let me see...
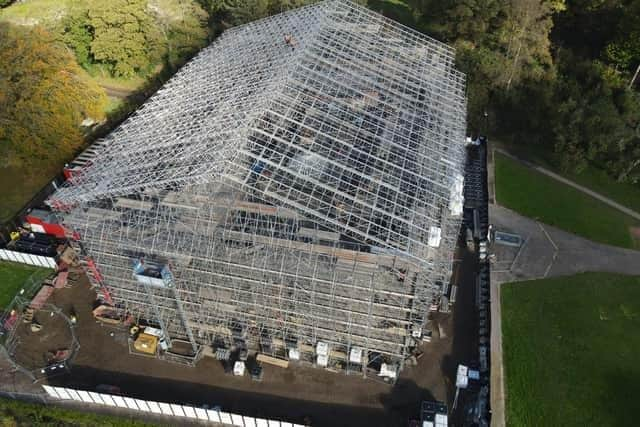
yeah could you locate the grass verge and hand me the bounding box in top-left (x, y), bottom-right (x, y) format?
top-left (495, 152), bottom-right (640, 249)
top-left (502, 273), bottom-right (640, 426)
top-left (0, 397), bottom-right (153, 426)
top-left (0, 261), bottom-right (51, 308)
top-left (495, 139), bottom-right (640, 214)
top-left (562, 164), bottom-right (640, 214)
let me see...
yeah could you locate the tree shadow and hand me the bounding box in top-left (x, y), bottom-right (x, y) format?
top-left (601, 369), bottom-right (640, 426)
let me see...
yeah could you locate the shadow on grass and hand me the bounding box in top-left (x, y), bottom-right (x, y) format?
top-left (603, 370), bottom-right (640, 427)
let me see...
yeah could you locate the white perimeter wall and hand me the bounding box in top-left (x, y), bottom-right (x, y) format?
top-left (42, 385), bottom-right (304, 427)
top-left (0, 249), bottom-right (56, 269)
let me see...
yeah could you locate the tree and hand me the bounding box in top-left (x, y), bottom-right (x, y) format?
top-left (54, 0), bottom-right (209, 77)
top-left (201, 0), bottom-right (314, 27)
top-left (199, 0), bottom-right (268, 26)
top-left (60, 8), bottom-right (93, 68)
top-left (419, 0), bottom-right (508, 45)
top-left (604, 0), bottom-right (640, 73)
top-left (498, 0), bottom-right (561, 90)
top-left (414, 0), bottom-right (559, 131)
top-left (149, 0), bottom-right (210, 68)
top-left (551, 53), bottom-right (640, 178)
top-left (0, 23), bottom-right (107, 168)
top-left (88, 0), bottom-right (164, 77)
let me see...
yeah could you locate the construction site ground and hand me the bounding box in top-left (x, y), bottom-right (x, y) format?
top-left (6, 245), bottom-right (478, 427)
top-left (11, 309), bottom-right (74, 371)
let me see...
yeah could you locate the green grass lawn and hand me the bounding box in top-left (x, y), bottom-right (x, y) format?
top-left (495, 139), bottom-right (640, 214)
top-left (0, 397), bottom-right (152, 426)
top-left (502, 273), bottom-right (640, 426)
top-left (563, 164), bottom-right (640, 214)
top-left (0, 261), bottom-right (51, 309)
top-left (495, 152), bottom-right (640, 249)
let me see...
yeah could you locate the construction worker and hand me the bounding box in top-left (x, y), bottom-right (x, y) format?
top-left (284, 34), bottom-right (297, 50)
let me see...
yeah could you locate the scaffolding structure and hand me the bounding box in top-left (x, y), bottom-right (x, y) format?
top-left (49, 0), bottom-right (467, 376)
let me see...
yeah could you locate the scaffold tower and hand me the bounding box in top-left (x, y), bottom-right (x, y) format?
top-left (49, 0), bottom-right (467, 376)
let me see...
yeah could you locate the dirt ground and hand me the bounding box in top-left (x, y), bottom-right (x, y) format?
top-left (11, 308), bottom-right (74, 372)
top-left (5, 244), bottom-right (478, 427)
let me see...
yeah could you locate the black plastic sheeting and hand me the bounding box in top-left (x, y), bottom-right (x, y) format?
top-left (461, 138), bottom-right (491, 427)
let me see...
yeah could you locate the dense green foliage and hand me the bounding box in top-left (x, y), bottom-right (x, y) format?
top-left (88, 0), bottom-right (163, 77)
top-left (200, 0), bottom-right (316, 26)
top-left (1, 0), bottom-right (639, 223)
top-left (502, 273), bottom-right (640, 426)
top-left (495, 152), bottom-right (639, 248)
top-left (1, 0), bottom-right (209, 78)
top-left (83, 0), bottom-right (208, 76)
top-left (497, 50), bottom-right (640, 179)
top-left (0, 397), bottom-right (154, 426)
top-left (0, 23), bottom-right (107, 168)
top-left (413, 0), bottom-right (640, 187)
top-left (361, 0), bottom-right (640, 188)
top-left (0, 0), bottom-right (208, 221)
top-left (0, 261), bottom-right (50, 308)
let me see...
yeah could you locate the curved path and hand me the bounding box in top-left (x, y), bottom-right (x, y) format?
top-left (100, 84), bottom-right (135, 100)
top-left (494, 148), bottom-right (640, 221)
top-left (487, 147), bottom-right (640, 427)
top-left (488, 203), bottom-right (640, 427)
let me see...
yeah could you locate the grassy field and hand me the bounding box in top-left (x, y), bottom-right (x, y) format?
top-left (496, 139), bottom-right (640, 214)
top-left (0, 261), bottom-right (51, 308)
top-left (0, 397), bottom-right (152, 426)
top-left (502, 273), bottom-right (640, 426)
top-left (563, 164), bottom-right (640, 214)
top-left (495, 152), bottom-right (640, 249)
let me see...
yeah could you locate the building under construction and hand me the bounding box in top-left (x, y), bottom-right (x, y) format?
top-left (49, 0), bottom-right (467, 377)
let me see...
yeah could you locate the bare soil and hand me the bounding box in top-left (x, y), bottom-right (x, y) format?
top-left (11, 308), bottom-right (74, 371)
top-left (7, 245), bottom-right (478, 426)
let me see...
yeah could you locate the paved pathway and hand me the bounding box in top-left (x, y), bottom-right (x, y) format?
top-left (489, 268), bottom-right (505, 427)
top-left (101, 84), bottom-right (135, 100)
top-left (491, 204), bottom-right (640, 282)
top-left (488, 147), bottom-right (640, 427)
top-left (489, 204), bottom-right (640, 427)
top-left (487, 148), bottom-right (496, 204)
top-left (494, 148), bottom-right (640, 221)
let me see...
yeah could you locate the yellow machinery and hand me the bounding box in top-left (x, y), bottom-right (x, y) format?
top-left (134, 333), bottom-right (158, 355)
